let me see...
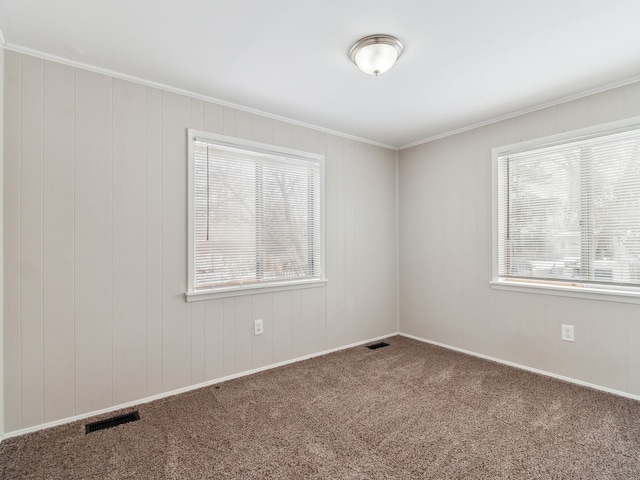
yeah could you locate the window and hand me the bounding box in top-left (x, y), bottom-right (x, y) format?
top-left (493, 118), bottom-right (640, 299)
top-left (187, 130), bottom-right (325, 299)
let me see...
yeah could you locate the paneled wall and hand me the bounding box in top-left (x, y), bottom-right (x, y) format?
top-left (3, 51), bottom-right (398, 433)
top-left (399, 81), bottom-right (640, 396)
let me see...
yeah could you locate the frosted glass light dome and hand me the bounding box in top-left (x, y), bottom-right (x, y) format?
top-left (350, 35), bottom-right (404, 76)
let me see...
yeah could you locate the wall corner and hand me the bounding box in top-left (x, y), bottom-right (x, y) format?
top-left (1, 45), bottom-right (6, 439)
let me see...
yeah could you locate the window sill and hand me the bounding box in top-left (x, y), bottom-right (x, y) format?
top-left (185, 278), bottom-right (328, 302)
top-left (490, 279), bottom-right (640, 304)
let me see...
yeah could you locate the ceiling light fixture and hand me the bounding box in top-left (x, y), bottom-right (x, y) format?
top-left (349, 34), bottom-right (404, 76)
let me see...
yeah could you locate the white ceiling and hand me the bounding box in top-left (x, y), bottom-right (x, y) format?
top-left (1, 0), bottom-right (640, 148)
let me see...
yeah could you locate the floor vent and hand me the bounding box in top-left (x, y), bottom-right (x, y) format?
top-left (85, 411), bottom-right (140, 434)
top-left (367, 341), bottom-right (390, 350)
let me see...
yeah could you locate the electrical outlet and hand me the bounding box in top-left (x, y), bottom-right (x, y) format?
top-left (254, 319), bottom-right (264, 336)
top-left (561, 324), bottom-right (574, 342)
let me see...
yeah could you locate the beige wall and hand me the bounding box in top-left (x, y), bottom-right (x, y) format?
top-left (3, 50), bottom-right (398, 433)
top-left (399, 81), bottom-right (640, 396)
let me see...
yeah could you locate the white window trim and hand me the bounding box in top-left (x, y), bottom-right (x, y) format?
top-left (186, 129), bottom-right (326, 301)
top-left (491, 115), bottom-right (640, 304)
top-left (185, 278), bottom-right (328, 302)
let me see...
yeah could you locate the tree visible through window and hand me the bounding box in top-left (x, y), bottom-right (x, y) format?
top-left (497, 126), bottom-right (640, 288)
top-left (189, 133), bottom-right (323, 292)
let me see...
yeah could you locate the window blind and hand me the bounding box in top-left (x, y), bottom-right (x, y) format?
top-left (497, 127), bottom-right (640, 287)
top-left (192, 139), bottom-right (322, 290)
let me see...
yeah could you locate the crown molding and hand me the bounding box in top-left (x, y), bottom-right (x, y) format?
top-left (3, 42), bottom-right (639, 153)
top-left (399, 74), bottom-right (640, 150)
top-left (1, 43), bottom-right (397, 151)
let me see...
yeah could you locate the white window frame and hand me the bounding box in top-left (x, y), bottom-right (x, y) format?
top-left (186, 130), bottom-right (326, 301)
top-left (491, 116), bottom-right (640, 304)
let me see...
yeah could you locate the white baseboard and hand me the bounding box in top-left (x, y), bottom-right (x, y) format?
top-left (1, 332), bottom-right (397, 442)
top-left (399, 332), bottom-right (640, 402)
top-left (6, 330), bottom-right (638, 442)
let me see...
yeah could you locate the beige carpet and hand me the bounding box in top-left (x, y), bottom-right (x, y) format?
top-left (2, 335), bottom-right (640, 479)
